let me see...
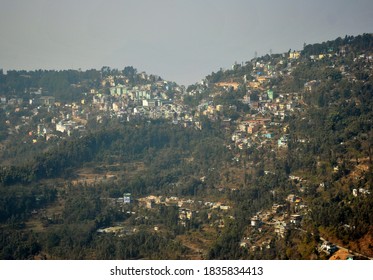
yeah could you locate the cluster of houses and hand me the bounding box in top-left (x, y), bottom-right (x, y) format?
top-left (95, 193), bottom-right (233, 234)
top-left (0, 73), bottom-right (197, 145)
top-left (208, 55), bottom-right (307, 151)
top-left (216, 43), bottom-right (372, 154)
top-left (137, 194), bottom-right (231, 227)
top-left (91, 80), bottom-right (186, 121)
top-left (240, 190), bottom-right (308, 252)
top-left (231, 117), bottom-right (289, 150)
top-left (352, 188), bottom-right (371, 197)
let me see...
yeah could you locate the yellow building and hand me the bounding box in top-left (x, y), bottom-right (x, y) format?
top-left (289, 51), bottom-right (301, 59)
top-left (216, 104), bottom-right (224, 111)
top-left (257, 76), bottom-right (267, 84)
top-left (248, 81), bottom-right (260, 88)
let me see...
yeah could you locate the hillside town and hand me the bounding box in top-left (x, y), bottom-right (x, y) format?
top-left (1, 38), bottom-right (371, 152)
top-left (0, 34), bottom-right (372, 260)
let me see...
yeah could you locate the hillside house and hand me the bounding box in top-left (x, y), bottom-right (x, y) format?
top-left (289, 51), bottom-right (301, 59)
top-left (274, 221), bottom-right (287, 238)
top-left (251, 215), bottom-right (261, 227)
top-left (290, 214), bottom-right (302, 226)
top-left (39, 96), bottom-right (56, 106)
top-left (278, 135), bottom-right (288, 148)
top-left (272, 204), bottom-right (285, 214)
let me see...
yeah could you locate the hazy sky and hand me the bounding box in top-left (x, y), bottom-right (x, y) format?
top-left (0, 0), bottom-right (372, 85)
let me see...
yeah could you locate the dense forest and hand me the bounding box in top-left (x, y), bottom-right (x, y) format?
top-left (0, 119), bottom-right (233, 259)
